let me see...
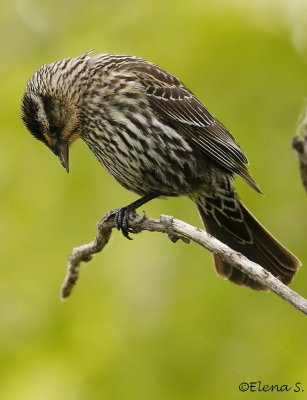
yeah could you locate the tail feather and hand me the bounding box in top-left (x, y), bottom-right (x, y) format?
top-left (197, 196), bottom-right (301, 290)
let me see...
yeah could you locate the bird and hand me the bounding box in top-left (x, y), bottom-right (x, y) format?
top-left (21, 52), bottom-right (301, 290)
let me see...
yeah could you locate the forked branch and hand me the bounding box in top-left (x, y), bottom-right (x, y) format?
top-left (60, 212), bottom-right (307, 316)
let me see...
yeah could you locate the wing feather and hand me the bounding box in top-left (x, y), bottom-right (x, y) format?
top-left (119, 59), bottom-right (260, 192)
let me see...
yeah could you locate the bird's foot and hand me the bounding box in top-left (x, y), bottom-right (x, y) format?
top-left (114, 205), bottom-right (137, 240)
top-left (98, 193), bottom-right (159, 239)
top-left (100, 206), bottom-right (137, 240)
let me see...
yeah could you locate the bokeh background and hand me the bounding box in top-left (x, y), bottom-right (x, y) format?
top-left (1, 0), bottom-right (307, 398)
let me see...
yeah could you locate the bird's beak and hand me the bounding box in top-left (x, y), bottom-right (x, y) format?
top-left (51, 138), bottom-right (69, 173)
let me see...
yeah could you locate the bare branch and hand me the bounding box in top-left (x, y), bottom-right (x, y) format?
top-left (60, 212), bottom-right (307, 315)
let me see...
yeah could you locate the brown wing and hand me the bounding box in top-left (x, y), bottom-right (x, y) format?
top-left (120, 59), bottom-right (260, 192)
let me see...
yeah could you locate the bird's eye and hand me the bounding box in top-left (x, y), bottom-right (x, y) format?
top-left (49, 124), bottom-right (59, 135)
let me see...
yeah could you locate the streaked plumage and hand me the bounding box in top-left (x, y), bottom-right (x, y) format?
top-left (21, 52), bottom-right (301, 290)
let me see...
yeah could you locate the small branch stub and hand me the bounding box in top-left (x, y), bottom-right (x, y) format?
top-left (60, 212), bottom-right (307, 317)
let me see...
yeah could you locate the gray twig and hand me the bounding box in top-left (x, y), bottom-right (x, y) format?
top-left (60, 213), bottom-right (307, 316)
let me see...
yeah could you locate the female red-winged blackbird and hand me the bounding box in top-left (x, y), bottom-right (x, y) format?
top-left (21, 52), bottom-right (301, 290)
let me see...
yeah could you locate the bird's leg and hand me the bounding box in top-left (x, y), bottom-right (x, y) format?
top-left (106, 193), bottom-right (159, 240)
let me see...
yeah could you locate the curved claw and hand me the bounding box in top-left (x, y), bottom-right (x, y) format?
top-left (104, 193), bottom-right (159, 240)
top-left (113, 206), bottom-right (135, 240)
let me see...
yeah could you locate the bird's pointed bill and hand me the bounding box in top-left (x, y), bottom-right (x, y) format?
top-left (52, 138), bottom-right (69, 172)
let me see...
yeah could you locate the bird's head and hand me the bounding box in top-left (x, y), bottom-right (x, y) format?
top-left (20, 53), bottom-right (91, 171)
top-left (21, 92), bottom-right (81, 172)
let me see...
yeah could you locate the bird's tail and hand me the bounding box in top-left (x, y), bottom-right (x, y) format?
top-left (194, 191), bottom-right (301, 290)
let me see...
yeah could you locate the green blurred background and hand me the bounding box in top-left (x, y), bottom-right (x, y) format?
top-left (1, 0), bottom-right (307, 398)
